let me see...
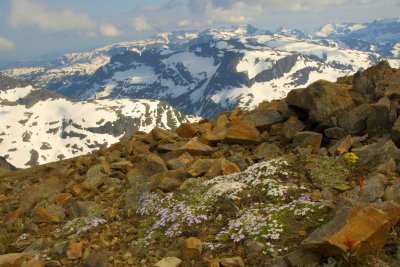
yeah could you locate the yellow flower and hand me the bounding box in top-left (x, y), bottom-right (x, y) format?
top-left (344, 152), bottom-right (359, 165)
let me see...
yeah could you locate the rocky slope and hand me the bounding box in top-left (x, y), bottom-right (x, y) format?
top-left (1, 62), bottom-right (400, 266)
top-left (0, 73), bottom-right (196, 168)
top-left (3, 24), bottom-right (384, 118)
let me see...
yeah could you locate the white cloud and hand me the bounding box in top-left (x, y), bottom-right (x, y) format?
top-left (133, 16), bottom-right (153, 32)
top-left (9, 0), bottom-right (95, 31)
top-left (99, 24), bottom-right (122, 37)
top-left (0, 37), bottom-right (15, 52)
top-left (178, 19), bottom-right (192, 27)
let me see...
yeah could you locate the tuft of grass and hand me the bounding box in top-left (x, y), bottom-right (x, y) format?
top-left (309, 156), bottom-right (351, 188)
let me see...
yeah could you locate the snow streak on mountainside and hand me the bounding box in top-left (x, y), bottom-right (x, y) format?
top-left (4, 23), bottom-right (394, 117)
top-left (0, 74), bottom-right (195, 168)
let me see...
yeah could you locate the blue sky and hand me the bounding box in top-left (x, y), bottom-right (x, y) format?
top-left (0, 0), bottom-right (399, 68)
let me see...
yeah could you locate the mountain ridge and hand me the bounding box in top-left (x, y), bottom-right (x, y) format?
top-left (4, 21), bottom-right (391, 118)
top-left (0, 73), bottom-right (196, 168)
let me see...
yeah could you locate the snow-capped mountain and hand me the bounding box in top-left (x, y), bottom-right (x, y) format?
top-left (311, 18), bottom-right (400, 62)
top-left (0, 73), bottom-right (194, 168)
top-left (4, 22), bottom-right (397, 117)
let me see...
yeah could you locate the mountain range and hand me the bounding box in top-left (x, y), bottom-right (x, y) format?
top-left (5, 19), bottom-right (399, 118)
top-left (0, 73), bottom-right (195, 168)
top-left (1, 18), bottom-right (399, 168)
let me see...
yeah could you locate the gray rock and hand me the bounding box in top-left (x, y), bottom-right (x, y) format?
top-left (286, 80), bottom-right (354, 125)
top-left (49, 241), bottom-right (69, 257)
top-left (367, 97), bottom-right (392, 137)
top-left (352, 139), bottom-right (400, 171)
top-left (324, 127), bottom-right (347, 140)
top-left (285, 249), bottom-right (321, 267)
top-left (82, 164), bottom-right (106, 190)
top-left (127, 153), bottom-right (168, 188)
top-left (77, 201), bottom-right (103, 217)
top-left (338, 104), bottom-right (373, 135)
top-left (83, 251), bottom-right (111, 267)
top-left (391, 116), bottom-right (400, 144)
top-left (253, 142), bottom-right (283, 160)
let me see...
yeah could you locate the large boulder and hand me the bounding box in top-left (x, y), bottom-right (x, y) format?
top-left (302, 205), bottom-right (390, 256)
top-left (279, 116), bottom-right (305, 144)
top-left (253, 143), bottom-right (283, 160)
top-left (293, 131), bottom-right (323, 151)
top-left (127, 153), bottom-right (168, 188)
top-left (205, 114), bottom-right (231, 141)
top-left (391, 116), bottom-right (400, 144)
top-left (149, 169), bottom-right (189, 192)
top-left (240, 109), bottom-right (282, 130)
top-left (338, 104), bottom-right (373, 135)
top-left (367, 97), bottom-right (393, 137)
top-left (224, 121), bottom-right (260, 144)
top-left (352, 139), bottom-right (400, 171)
top-left (286, 80), bottom-right (354, 126)
top-left (13, 176), bottom-right (65, 218)
top-left (176, 138), bottom-right (214, 156)
top-left (353, 61), bottom-right (396, 101)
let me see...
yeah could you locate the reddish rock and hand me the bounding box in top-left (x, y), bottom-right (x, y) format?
top-left (181, 237), bottom-right (202, 261)
top-left (328, 135), bottom-right (353, 155)
top-left (302, 205), bottom-right (390, 256)
top-left (33, 205), bottom-right (65, 223)
top-left (177, 138), bottom-right (214, 156)
top-left (53, 193), bottom-right (73, 205)
top-left (167, 152), bottom-right (194, 170)
top-left (279, 116), bottom-right (305, 144)
top-left (221, 159), bottom-right (240, 175)
top-left (69, 183), bottom-right (89, 197)
top-left (130, 140), bottom-right (150, 155)
top-left (176, 123), bottom-right (197, 138)
top-left (67, 241), bottom-right (84, 260)
top-left (220, 256), bottom-right (245, 267)
top-left (16, 176), bottom-right (64, 217)
top-left (188, 159), bottom-right (214, 177)
top-left (205, 114), bottom-right (231, 141)
top-left (150, 127), bottom-right (179, 141)
top-left (224, 121), bottom-right (260, 144)
top-left (0, 253), bottom-right (27, 266)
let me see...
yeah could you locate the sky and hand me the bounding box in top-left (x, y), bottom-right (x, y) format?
top-left (0, 0), bottom-right (399, 68)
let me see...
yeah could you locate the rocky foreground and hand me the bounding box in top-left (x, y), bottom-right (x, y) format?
top-left (1, 61), bottom-right (400, 266)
